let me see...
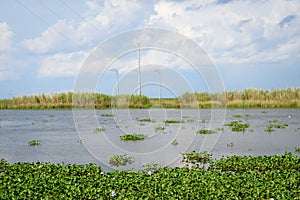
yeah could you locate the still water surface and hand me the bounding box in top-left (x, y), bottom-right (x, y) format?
top-left (0, 109), bottom-right (299, 170)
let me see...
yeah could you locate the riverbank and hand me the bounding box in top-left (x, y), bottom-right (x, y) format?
top-left (0, 153), bottom-right (299, 199)
top-left (0, 88), bottom-right (299, 109)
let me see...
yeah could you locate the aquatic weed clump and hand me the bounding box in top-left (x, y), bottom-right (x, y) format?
top-left (0, 153), bottom-right (299, 199)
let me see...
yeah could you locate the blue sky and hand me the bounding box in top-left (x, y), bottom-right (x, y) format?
top-left (0, 0), bottom-right (299, 99)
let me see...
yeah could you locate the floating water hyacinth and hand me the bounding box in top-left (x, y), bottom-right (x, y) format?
top-left (138, 118), bottom-right (155, 123)
top-left (171, 139), bottom-right (178, 145)
top-left (28, 140), bottom-right (40, 146)
top-left (120, 134), bottom-right (146, 141)
top-left (94, 127), bottom-right (105, 133)
top-left (196, 129), bottom-right (217, 134)
top-left (109, 155), bottom-right (134, 167)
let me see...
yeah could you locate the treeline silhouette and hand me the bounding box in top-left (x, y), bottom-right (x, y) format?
top-left (0, 88), bottom-right (299, 109)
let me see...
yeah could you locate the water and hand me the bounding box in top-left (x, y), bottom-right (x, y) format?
top-left (0, 109), bottom-right (299, 170)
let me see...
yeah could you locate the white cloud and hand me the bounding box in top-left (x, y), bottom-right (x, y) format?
top-left (21, 0), bottom-right (151, 54)
top-left (147, 0), bottom-right (300, 65)
top-left (0, 22), bottom-right (13, 52)
top-left (21, 20), bottom-right (82, 54)
top-left (37, 51), bottom-right (88, 78)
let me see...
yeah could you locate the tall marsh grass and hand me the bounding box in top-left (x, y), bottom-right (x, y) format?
top-left (0, 88), bottom-right (299, 109)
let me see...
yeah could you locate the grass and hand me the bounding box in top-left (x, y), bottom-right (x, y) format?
top-left (28, 140), bottom-right (40, 146)
top-left (196, 129), bottom-right (217, 134)
top-left (120, 134), bottom-right (146, 141)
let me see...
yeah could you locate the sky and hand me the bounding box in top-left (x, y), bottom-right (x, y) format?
top-left (0, 0), bottom-right (299, 99)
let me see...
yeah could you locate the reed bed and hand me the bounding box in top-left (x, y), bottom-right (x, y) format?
top-left (0, 88), bottom-right (299, 109)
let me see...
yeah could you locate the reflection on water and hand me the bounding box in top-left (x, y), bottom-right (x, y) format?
top-left (0, 109), bottom-right (299, 170)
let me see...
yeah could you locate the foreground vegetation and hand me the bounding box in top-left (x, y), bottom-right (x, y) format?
top-left (0, 88), bottom-right (299, 109)
top-left (0, 153), bottom-right (299, 199)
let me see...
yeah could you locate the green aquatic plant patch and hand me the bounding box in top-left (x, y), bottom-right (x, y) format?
top-left (138, 118), bottom-right (155, 123)
top-left (163, 119), bottom-right (183, 124)
top-left (120, 134), bottom-right (146, 141)
top-left (233, 114), bottom-right (242, 118)
top-left (154, 125), bottom-right (165, 132)
top-left (28, 140), bottom-right (40, 146)
top-left (224, 120), bottom-right (250, 132)
top-left (94, 127), bottom-right (105, 133)
top-left (265, 122), bottom-right (288, 133)
top-left (0, 153), bottom-right (299, 199)
top-left (182, 151), bottom-right (212, 166)
top-left (109, 155), bottom-right (134, 167)
top-left (210, 152), bottom-right (300, 172)
top-left (171, 139), bottom-right (178, 145)
top-left (101, 114), bottom-right (114, 117)
top-left (196, 129), bottom-right (217, 134)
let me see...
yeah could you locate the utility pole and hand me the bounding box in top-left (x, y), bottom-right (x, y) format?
top-left (155, 70), bottom-right (162, 100)
top-left (110, 68), bottom-right (119, 96)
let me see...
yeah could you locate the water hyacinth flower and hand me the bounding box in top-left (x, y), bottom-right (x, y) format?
top-left (111, 190), bottom-right (116, 197)
top-left (100, 171), bottom-right (104, 175)
top-left (147, 170), bottom-right (152, 175)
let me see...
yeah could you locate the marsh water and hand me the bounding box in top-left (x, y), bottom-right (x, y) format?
top-left (0, 109), bottom-right (299, 171)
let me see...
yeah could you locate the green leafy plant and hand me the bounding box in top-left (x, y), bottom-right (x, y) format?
top-left (94, 127), bottom-right (105, 133)
top-left (295, 147), bottom-right (300, 153)
top-left (154, 125), bottom-right (165, 132)
top-left (268, 119), bottom-right (279, 123)
top-left (182, 151), bottom-right (212, 168)
top-left (138, 118), bottom-right (155, 123)
top-left (171, 139), bottom-right (178, 145)
top-left (186, 119), bottom-right (195, 122)
top-left (1, 152), bottom-right (300, 199)
top-left (227, 142), bottom-right (234, 147)
top-left (163, 119), bottom-right (183, 124)
top-left (196, 129), bottom-right (217, 134)
top-left (120, 134), bottom-right (146, 141)
top-left (233, 114), bottom-right (242, 118)
top-left (101, 114), bottom-right (114, 117)
top-left (28, 140), bottom-right (40, 146)
top-left (225, 121), bottom-right (249, 132)
top-left (216, 127), bottom-right (224, 132)
top-left (109, 155), bottom-right (134, 167)
top-left (265, 120), bottom-right (288, 133)
top-left (142, 163), bottom-right (162, 173)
